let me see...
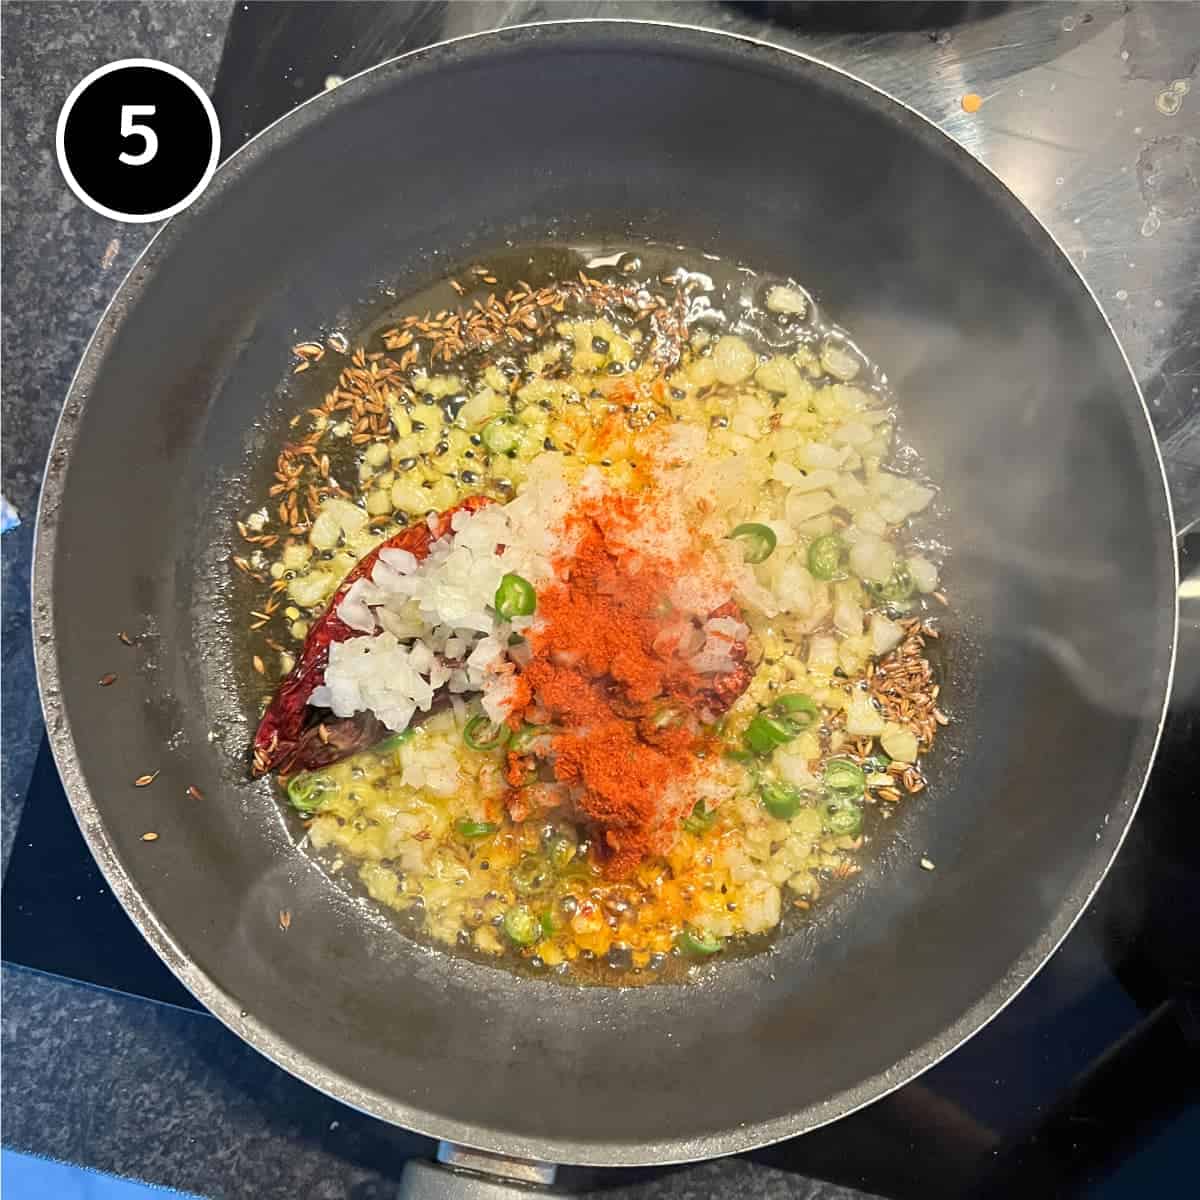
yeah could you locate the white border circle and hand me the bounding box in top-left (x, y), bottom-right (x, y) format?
top-left (55, 57), bottom-right (221, 224)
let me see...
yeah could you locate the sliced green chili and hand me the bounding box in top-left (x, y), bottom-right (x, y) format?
top-left (481, 416), bottom-right (522, 455)
top-left (729, 522), bottom-right (777, 564)
top-left (455, 818), bottom-right (498, 839)
top-left (502, 904), bottom-right (539, 946)
top-left (285, 772), bottom-right (337, 816)
top-left (682, 799), bottom-right (717, 836)
top-left (825, 801), bottom-right (864, 837)
top-left (773, 693), bottom-right (819, 729)
top-left (743, 694), bottom-right (822, 757)
top-left (539, 911), bottom-right (556, 939)
top-left (862, 752), bottom-right (892, 773)
top-left (676, 926), bottom-right (723, 957)
top-left (494, 572), bottom-right (536, 619)
top-left (511, 854), bottom-right (551, 896)
top-left (463, 714), bottom-right (511, 752)
top-left (807, 533), bottom-right (846, 581)
top-left (824, 758), bottom-right (866, 800)
top-left (760, 779), bottom-right (805, 820)
top-left (745, 713), bottom-right (796, 755)
top-left (724, 747), bottom-right (755, 765)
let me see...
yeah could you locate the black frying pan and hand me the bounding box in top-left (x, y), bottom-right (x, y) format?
top-left (33, 21), bottom-right (1176, 1195)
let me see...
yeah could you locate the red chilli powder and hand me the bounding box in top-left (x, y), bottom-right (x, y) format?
top-left (503, 495), bottom-right (748, 877)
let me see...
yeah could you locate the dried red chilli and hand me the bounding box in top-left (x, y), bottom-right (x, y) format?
top-left (252, 496), bottom-right (493, 777)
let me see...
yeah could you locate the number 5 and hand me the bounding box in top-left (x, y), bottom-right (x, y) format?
top-left (119, 105), bottom-right (158, 165)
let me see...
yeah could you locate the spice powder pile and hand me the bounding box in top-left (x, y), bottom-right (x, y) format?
top-left (502, 491), bottom-right (749, 877)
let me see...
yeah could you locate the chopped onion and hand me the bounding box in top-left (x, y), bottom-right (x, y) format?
top-left (881, 725), bottom-right (919, 764)
top-left (907, 554), bottom-right (939, 594)
top-left (771, 460), bottom-right (806, 487)
top-left (833, 421), bottom-right (873, 447)
top-left (845, 690), bottom-right (886, 737)
top-left (820, 339), bottom-right (861, 382)
top-left (337, 578), bottom-right (379, 634)
top-left (855, 509), bottom-right (888, 537)
top-left (690, 645), bottom-right (736, 674)
top-left (848, 534), bottom-right (896, 585)
top-left (833, 579), bottom-right (864, 637)
top-left (839, 634), bottom-right (870, 676)
top-left (786, 467), bottom-right (839, 495)
top-left (756, 356), bottom-right (805, 395)
top-left (711, 335), bottom-right (757, 385)
top-left (775, 748), bottom-right (819, 791)
top-left (731, 411), bottom-right (760, 437)
top-left (798, 442), bottom-right (846, 471)
top-left (785, 488), bottom-right (835, 526)
top-left (808, 635), bottom-right (838, 675)
top-left (832, 473), bottom-right (868, 510)
top-left (706, 615), bottom-right (750, 643)
top-left (378, 547), bottom-right (418, 575)
top-left (673, 622), bottom-right (706, 657)
top-left (774, 561), bottom-right (816, 617)
top-left (309, 510), bottom-right (341, 551)
top-left (765, 285), bottom-right (809, 316)
top-left (869, 612), bottom-right (904, 656)
top-left (288, 570), bottom-right (333, 608)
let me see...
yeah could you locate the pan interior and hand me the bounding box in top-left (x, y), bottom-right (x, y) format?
top-left (216, 233), bottom-right (961, 987)
top-left (38, 25), bottom-right (1174, 1162)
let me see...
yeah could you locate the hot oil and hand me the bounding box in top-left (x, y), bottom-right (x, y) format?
top-left (235, 240), bottom-right (940, 987)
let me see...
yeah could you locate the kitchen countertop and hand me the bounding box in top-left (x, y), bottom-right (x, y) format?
top-left (2, 3), bottom-right (1196, 1199)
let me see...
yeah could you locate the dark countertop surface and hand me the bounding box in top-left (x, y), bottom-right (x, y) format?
top-left (2, 3), bottom-right (1197, 1199)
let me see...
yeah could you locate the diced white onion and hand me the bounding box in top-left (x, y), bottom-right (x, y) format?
top-left (765, 285), bottom-right (809, 316)
top-left (807, 635), bottom-right (838, 674)
top-left (849, 534), bottom-right (896, 584)
top-left (785, 488), bottom-right (835, 526)
top-left (787, 468), bottom-right (839, 495)
top-left (798, 442), bottom-right (846, 471)
top-left (833, 580), bottom-right (863, 637)
top-left (820, 339), bottom-right (861, 382)
top-left (756, 356), bottom-right (804, 395)
top-left (771, 460), bottom-right (806, 487)
top-left (337, 578), bottom-right (379, 634)
top-left (711, 335), bottom-right (758, 385)
top-left (855, 509), bottom-right (888, 537)
top-left (833, 422), bottom-right (873, 447)
top-left (907, 554), bottom-right (939, 594)
top-left (881, 725), bottom-right (919, 764)
top-left (869, 612), bottom-right (904, 656)
top-left (845, 690), bottom-right (886, 737)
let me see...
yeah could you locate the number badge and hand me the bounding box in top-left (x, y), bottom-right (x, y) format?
top-left (56, 59), bottom-right (220, 223)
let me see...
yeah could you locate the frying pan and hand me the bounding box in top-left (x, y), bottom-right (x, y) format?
top-left (33, 20), bottom-right (1176, 1196)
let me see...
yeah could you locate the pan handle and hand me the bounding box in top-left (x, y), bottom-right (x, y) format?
top-left (398, 1143), bottom-right (557, 1199)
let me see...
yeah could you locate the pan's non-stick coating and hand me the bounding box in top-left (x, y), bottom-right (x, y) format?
top-left (34, 24), bottom-right (1175, 1165)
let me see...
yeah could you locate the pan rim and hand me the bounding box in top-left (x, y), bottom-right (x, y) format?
top-left (32, 17), bottom-right (1179, 1168)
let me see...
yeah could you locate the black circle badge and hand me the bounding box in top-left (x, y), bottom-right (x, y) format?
top-left (56, 59), bottom-right (220, 223)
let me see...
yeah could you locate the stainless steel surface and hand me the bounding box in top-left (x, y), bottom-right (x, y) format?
top-left (437, 1142), bottom-right (558, 1186)
top-left (397, 1142), bottom-right (557, 1198)
top-left (401, 1160), bottom-right (549, 1199)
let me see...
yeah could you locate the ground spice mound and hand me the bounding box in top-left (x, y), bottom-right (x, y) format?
top-left (504, 500), bottom-right (749, 877)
